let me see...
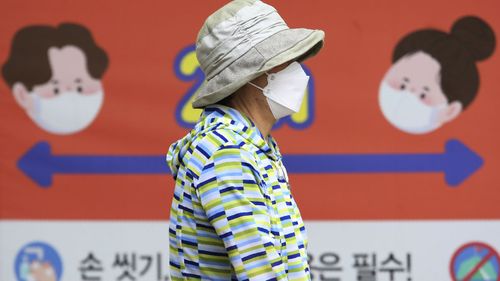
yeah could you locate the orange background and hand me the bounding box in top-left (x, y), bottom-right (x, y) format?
top-left (0, 0), bottom-right (499, 220)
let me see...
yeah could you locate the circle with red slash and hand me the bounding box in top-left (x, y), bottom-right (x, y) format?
top-left (450, 242), bottom-right (500, 281)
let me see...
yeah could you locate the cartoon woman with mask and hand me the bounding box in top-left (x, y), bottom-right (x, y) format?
top-left (378, 16), bottom-right (496, 134)
top-left (2, 23), bottom-right (109, 135)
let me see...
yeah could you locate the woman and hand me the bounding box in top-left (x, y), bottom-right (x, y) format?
top-left (166, 0), bottom-right (325, 279)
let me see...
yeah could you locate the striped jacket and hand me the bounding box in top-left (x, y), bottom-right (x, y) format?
top-left (166, 104), bottom-right (311, 280)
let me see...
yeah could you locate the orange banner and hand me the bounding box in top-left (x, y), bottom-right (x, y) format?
top-left (1, 0), bottom-right (499, 221)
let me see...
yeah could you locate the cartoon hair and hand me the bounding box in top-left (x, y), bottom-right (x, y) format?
top-left (393, 16), bottom-right (496, 109)
top-left (2, 23), bottom-right (109, 91)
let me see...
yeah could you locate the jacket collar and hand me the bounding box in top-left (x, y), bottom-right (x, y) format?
top-left (200, 104), bottom-right (281, 161)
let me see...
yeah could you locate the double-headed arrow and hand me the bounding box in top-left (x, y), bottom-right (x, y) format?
top-left (18, 139), bottom-right (483, 188)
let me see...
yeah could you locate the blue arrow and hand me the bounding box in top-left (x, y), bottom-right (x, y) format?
top-left (18, 139), bottom-right (482, 188)
top-left (17, 141), bottom-right (170, 188)
top-left (283, 139), bottom-right (483, 187)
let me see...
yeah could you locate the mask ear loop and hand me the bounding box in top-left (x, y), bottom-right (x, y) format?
top-left (247, 72), bottom-right (271, 91)
top-left (248, 81), bottom-right (264, 91)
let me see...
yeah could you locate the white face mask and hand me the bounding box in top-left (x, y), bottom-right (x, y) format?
top-left (249, 61), bottom-right (310, 120)
top-left (28, 90), bottom-right (104, 135)
top-left (378, 81), bottom-right (446, 134)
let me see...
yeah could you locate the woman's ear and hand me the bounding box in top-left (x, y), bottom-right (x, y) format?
top-left (441, 100), bottom-right (463, 124)
top-left (12, 82), bottom-right (30, 110)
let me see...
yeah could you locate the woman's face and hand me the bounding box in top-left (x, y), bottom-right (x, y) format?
top-left (378, 51), bottom-right (462, 134)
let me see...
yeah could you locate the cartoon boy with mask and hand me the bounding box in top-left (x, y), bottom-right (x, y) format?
top-left (2, 23), bottom-right (109, 135)
top-left (378, 16), bottom-right (495, 134)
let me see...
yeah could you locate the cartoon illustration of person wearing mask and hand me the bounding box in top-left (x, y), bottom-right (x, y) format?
top-left (2, 23), bottom-right (109, 135)
top-left (378, 16), bottom-right (496, 134)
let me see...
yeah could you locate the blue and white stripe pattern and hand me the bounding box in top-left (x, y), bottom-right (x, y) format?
top-left (167, 104), bottom-right (310, 280)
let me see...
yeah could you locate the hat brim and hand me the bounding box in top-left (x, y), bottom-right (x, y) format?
top-left (192, 28), bottom-right (325, 108)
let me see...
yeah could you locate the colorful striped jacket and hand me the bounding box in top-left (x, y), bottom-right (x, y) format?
top-left (166, 104), bottom-right (311, 280)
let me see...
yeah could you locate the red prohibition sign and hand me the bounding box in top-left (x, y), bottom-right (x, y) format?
top-left (450, 242), bottom-right (500, 281)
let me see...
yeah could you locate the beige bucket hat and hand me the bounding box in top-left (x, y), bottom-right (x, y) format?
top-left (192, 0), bottom-right (325, 108)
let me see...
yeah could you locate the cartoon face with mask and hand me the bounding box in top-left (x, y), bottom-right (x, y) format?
top-left (2, 23), bottom-right (109, 135)
top-left (379, 51), bottom-right (461, 134)
top-left (378, 16), bottom-right (495, 135)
